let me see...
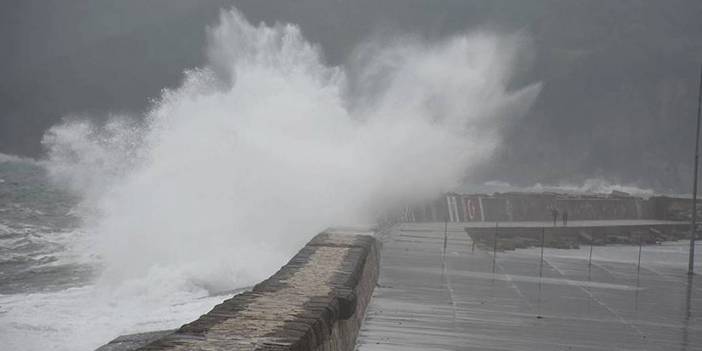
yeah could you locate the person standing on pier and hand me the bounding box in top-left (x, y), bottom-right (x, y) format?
top-left (562, 210), bottom-right (568, 226)
top-left (551, 208), bottom-right (559, 226)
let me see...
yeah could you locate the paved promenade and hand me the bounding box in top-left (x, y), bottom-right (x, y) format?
top-left (356, 222), bottom-right (702, 350)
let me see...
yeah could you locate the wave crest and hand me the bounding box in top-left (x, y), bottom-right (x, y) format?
top-left (42, 8), bottom-right (540, 290)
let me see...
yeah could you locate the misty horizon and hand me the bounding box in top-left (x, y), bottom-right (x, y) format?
top-left (2, 1), bottom-right (702, 193)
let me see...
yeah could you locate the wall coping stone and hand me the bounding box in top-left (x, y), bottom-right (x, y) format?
top-left (98, 230), bottom-right (379, 351)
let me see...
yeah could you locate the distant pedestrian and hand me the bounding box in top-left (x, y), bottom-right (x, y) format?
top-left (562, 210), bottom-right (568, 226)
top-left (551, 208), bottom-right (559, 226)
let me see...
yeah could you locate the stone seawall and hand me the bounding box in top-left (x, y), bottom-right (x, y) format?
top-left (100, 230), bottom-right (379, 351)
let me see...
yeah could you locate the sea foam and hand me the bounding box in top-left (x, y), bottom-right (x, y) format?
top-left (11, 7), bottom-right (542, 350)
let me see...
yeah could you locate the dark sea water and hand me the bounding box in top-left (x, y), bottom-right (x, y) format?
top-left (0, 156), bottom-right (240, 350)
top-left (0, 157), bottom-right (95, 294)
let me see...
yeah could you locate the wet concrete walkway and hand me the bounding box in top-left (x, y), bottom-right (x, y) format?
top-left (356, 222), bottom-right (702, 350)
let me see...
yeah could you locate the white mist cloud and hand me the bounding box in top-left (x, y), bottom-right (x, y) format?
top-left (0, 152), bottom-right (37, 164)
top-left (479, 178), bottom-right (656, 197)
top-left (42, 8), bottom-right (540, 292)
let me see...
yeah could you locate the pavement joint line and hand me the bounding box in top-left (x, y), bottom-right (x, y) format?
top-left (540, 255), bottom-right (647, 338)
top-left (494, 260), bottom-right (535, 311)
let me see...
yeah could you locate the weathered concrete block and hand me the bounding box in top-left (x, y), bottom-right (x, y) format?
top-left (97, 229), bottom-right (379, 351)
top-left (95, 330), bottom-right (174, 351)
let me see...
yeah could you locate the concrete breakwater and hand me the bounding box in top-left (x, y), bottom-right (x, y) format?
top-left (400, 191), bottom-right (698, 223)
top-left (98, 230), bottom-right (379, 351)
top-left (465, 220), bottom-right (689, 251)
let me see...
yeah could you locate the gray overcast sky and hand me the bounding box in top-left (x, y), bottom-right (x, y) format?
top-left (2, 0), bottom-right (702, 192)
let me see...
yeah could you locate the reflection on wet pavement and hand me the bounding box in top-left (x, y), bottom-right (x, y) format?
top-left (357, 222), bottom-right (702, 350)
